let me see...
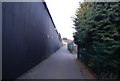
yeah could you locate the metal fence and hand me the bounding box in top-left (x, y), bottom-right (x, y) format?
top-left (78, 41), bottom-right (120, 79)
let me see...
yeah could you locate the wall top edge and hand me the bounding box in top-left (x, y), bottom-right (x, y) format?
top-left (0, 0), bottom-right (45, 2)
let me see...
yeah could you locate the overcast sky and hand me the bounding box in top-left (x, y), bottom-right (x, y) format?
top-left (45, 0), bottom-right (83, 40)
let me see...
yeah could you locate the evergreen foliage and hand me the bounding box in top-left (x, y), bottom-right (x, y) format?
top-left (73, 2), bottom-right (120, 79)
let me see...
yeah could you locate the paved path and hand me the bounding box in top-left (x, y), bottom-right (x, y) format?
top-left (18, 46), bottom-right (87, 79)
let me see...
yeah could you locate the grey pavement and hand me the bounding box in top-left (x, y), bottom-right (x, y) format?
top-left (18, 46), bottom-right (87, 79)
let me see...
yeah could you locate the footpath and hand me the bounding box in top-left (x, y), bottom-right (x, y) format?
top-left (18, 46), bottom-right (94, 79)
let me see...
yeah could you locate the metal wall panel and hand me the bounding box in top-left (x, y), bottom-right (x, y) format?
top-left (2, 2), bottom-right (62, 80)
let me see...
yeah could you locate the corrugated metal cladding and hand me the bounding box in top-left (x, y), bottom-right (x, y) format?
top-left (2, 2), bottom-right (62, 80)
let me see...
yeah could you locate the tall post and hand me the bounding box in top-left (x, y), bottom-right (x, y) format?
top-left (77, 45), bottom-right (80, 59)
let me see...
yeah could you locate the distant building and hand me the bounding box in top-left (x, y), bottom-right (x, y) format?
top-left (68, 41), bottom-right (78, 54)
top-left (62, 39), bottom-right (72, 45)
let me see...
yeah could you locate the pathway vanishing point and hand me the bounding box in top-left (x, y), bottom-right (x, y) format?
top-left (18, 46), bottom-right (90, 79)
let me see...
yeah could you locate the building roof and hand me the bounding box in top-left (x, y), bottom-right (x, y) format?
top-left (62, 40), bottom-right (73, 44)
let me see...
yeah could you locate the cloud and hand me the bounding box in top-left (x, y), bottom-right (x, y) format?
top-left (45, 0), bottom-right (83, 39)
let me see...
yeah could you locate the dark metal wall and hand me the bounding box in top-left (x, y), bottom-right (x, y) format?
top-left (2, 2), bottom-right (62, 80)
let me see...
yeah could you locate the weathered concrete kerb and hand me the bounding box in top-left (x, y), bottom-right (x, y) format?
top-left (18, 46), bottom-right (92, 79)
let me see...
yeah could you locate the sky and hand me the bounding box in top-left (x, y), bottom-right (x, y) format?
top-left (45, 0), bottom-right (83, 40)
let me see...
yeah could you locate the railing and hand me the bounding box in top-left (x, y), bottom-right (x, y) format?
top-left (77, 41), bottom-right (120, 79)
